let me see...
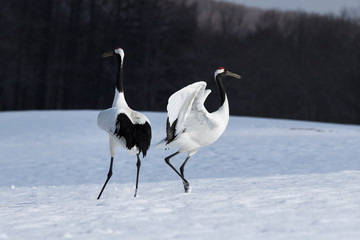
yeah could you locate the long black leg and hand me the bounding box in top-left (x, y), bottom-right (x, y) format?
top-left (134, 154), bottom-right (141, 197)
top-left (180, 156), bottom-right (191, 193)
top-left (97, 157), bottom-right (114, 199)
top-left (165, 152), bottom-right (190, 192)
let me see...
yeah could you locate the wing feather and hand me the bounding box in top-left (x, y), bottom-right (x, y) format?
top-left (133, 122), bottom-right (151, 157)
top-left (167, 81), bottom-right (207, 126)
top-left (166, 81), bottom-right (213, 139)
top-left (114, 113), bottom-right (135, 150)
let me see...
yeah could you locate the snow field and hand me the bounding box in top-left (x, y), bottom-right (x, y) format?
top-left (1, 111), bottom-right (360, 239)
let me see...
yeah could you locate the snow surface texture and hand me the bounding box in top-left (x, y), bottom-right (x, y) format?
top-left (1, 111), bottom-right (360, 239)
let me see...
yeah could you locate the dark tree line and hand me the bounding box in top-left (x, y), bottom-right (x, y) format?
top-left (1, 0), bottom-right (360, 124)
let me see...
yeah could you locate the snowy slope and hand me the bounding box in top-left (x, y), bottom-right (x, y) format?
top-left (227, 0), bottom-right (360, 14)
top-left (1, 111), bottom-right (360, 239)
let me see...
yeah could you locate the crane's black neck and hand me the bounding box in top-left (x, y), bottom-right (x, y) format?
top-left (216, 74), bottom-right (226, 106)
top-left (116, 54), bottom-right (124, 93)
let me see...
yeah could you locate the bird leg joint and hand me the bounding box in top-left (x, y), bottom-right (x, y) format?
top-left (136, 159), bottom-right (141, 168)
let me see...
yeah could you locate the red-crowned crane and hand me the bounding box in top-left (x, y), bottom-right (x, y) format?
top-left (97, 48), bottom-right (151, 198)
top-left (157, 67), bottom-right (241, 193)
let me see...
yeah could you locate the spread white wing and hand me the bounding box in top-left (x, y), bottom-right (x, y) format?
top-left (167, 81), bottom-right (212, 137)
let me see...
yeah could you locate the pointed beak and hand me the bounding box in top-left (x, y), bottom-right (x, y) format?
top-left (226, 71), bottom-right (241, 79)
top-left (101, 51), bottom-right (115, 58)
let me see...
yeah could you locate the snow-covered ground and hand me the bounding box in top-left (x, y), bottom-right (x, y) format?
top-left (227, 0), bottom-right (360, 14)
top-left (1, 110), bottom-right (360, 239)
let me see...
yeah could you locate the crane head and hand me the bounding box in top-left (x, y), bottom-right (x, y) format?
top-left (214, 67), bottom-right (241, 80)
top-left (101, 47), bottom-right (125, 61)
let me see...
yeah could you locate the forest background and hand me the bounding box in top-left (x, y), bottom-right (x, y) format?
top-left (1, 0), bottom-right (360, 124)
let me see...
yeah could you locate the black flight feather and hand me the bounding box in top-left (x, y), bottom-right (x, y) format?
top-left (165, 117), bottom-right (177, 144)
top-left (114, 113), bottom-right (151, 157)
top-left (134, 122), bottom-right (152, 157)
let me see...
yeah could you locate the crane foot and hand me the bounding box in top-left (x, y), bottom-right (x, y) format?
top-left (183, 180), bottom-right (190, 193)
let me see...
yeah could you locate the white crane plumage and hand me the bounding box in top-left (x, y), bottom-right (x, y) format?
top-left (157, 67), bottom-right (241, 192)
top-left (97, 48), bottom-right (152, 198)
